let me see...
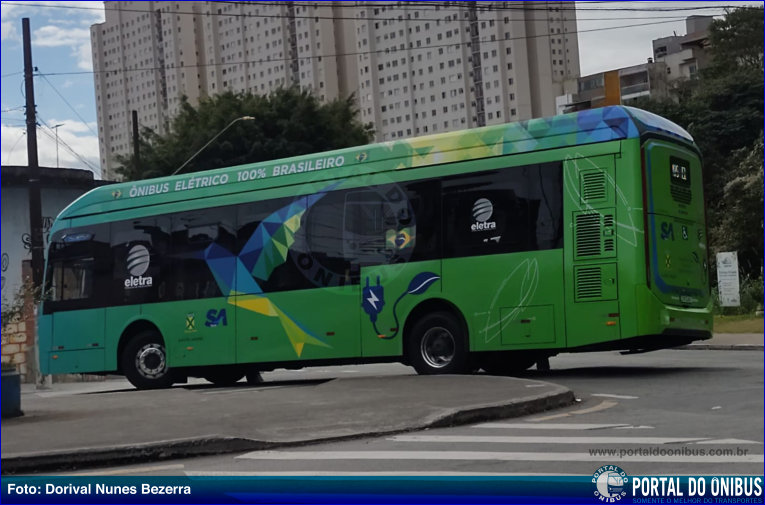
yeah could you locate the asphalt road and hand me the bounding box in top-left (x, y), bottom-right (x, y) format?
top-left (55, 349), bottom-right (763, 477)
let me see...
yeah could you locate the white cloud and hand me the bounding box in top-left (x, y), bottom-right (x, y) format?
top-left (1, 20), bottom-right (18, 41)
top-left (1, 122), bottom-right (101, 177)
top-left (32, 25), bottom-right (94, 70)
top-left (33, 25), bottom-right (90, 47)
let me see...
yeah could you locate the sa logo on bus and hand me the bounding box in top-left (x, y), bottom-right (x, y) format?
top-left (205, 309), bottom-right (228, 327)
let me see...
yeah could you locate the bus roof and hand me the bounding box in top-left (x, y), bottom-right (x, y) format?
top-left (60, 105), bottom-right (693, 220)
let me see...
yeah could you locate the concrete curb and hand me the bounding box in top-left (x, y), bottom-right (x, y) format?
top-left (676, 344), bottom-right (764, 351)
top-left (1, 386), bottom-right (574, 475)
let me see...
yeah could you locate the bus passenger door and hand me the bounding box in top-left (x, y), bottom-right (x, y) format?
top-left (563, 155), bottom-right (621, 347)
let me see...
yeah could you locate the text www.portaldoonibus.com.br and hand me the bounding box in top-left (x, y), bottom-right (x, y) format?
top-left (589, 447), bottom-right (751, 459)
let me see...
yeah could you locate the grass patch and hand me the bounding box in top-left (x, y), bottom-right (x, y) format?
top-left (714, 314), bottom-right (764, 333)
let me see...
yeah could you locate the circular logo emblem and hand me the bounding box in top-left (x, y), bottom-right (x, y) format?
top-left (472, 198), bottom-right (493, 223)
top-left (126, 245), bottom-right (151, 276)
top-left (592, 465), bottom-right (628, 502)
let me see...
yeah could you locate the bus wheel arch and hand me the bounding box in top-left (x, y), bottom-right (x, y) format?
top-left (118, 320), bottom-right (174, 390)
top-left (403, 299), bottom-right (470, 375)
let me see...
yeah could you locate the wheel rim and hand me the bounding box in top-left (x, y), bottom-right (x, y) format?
top-left (135, 343), bottom-right (167, 379)
top-left (420, 326), bottom-right (456, 368)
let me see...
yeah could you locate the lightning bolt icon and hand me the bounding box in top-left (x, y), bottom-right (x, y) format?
top-left (366, 291), bottom-right (379, 310)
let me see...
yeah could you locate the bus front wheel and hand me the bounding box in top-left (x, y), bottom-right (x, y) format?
top-left (407, 311), bottom-right (468, 375)
top-left (121, 330), bottom-right (174, 390)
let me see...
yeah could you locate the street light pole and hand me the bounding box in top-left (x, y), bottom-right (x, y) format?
top-left (171, 116), bottom-right (255, 176)
top-left (51, 123), bottom-right (63, 168)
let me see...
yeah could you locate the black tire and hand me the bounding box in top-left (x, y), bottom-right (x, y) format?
top-left (121, 330), bottom-right (174, 390)
top-left (246, 371), bottom-right (263, 384)
top-left (203, 366), bottom-right (245, 386)
top-left (407, 311), bottom-right (468, 375)
top-left (480, 351), bottom-right (537, 376)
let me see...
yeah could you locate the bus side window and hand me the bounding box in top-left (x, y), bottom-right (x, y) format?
top-left (302, 190), bottom-right (356, 286)
top-left (343, 181), bottom-right (437, 266)
top-left (442, 164), bottom-right (562, 259)
top-left (171, 208), bottom-right (234, 300)
top-left (111, 217), bottom-right (171, 305)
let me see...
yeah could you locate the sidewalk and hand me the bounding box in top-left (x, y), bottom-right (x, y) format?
top-left (1, 371), bottom-right (573, 475)
top-left (680, 332), bottom-right (763, 351)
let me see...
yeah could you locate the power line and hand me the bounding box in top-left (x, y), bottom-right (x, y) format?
top-left (222, 0), bottom-right (758, 12)
top-left (2, 0), bottom-right (755, 16)
top-left (35, 17), bottom-right (694, 78)
top-left (37, 115), bottom-right (102, 177)
top-left (39, 74), bottom-right (98, 138)
top-left (0, 0), bottom-right (752, 25)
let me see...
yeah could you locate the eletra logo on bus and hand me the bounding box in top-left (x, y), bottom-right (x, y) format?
top-left (471, 198), bottom-right (496, 232)
top-left (124, 244), bottom-right (153, 289)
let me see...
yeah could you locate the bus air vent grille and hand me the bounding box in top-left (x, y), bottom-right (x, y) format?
top-left (575, 267), bottom-right (602, 300)
top-left (575, 213), bottom-right (601, 257)
top-left (603, 214), bottom-right (615, 253)
top-left (581, 171), bottom-right (607, 202)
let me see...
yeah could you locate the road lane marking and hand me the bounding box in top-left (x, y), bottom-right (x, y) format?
top-left (236, 450), bottom-right (764, 464)
top-left (529, 400), bottom-right (618, 421)
top-left (475, 423), bottom-right (633, 430)
top-left (388, 435), bottom-right (708, 444)
top-left (591, 393), bottom-right (639, 399)
top-left (56, 464), bottom-right (186, 476)
top-left (695, 439), bottom-right (762, 445)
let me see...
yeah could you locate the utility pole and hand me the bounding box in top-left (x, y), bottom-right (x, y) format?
top-left (132, 110), bottom-right (140, 173)
top-left (52, 123), bottom-right (63, 168)
top-left (23, 17), bottom-right (44, 290)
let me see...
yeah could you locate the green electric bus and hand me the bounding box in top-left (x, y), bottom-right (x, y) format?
top-left (39, 106), bottom-right (712, 389)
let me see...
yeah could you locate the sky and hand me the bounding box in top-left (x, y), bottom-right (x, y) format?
top-left (1, 1), bottom-right (762, 179)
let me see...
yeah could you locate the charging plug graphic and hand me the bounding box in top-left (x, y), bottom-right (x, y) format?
top-left (362, 276), bottom-right (385, 323)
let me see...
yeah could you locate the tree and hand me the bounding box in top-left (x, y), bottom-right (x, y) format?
top-left (706, 6), bottom-right (764, 74)
top-left (116, 88), bottom-right (374, 180)
top-left (713, 134), bottom-right (764, 275)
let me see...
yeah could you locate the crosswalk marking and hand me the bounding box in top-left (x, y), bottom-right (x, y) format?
top-left (236, 450), bottom-right (764, 464)
top-left (530, 400), bottom-right (618, 421)
top-left (57, 464), bottom-right (185, 476)
top-left (591, 393), bottom-right (639, 399)
top-left (474, 422), bottom-right (634, 430)
top-left (389, 435), bottom-right (709, 444)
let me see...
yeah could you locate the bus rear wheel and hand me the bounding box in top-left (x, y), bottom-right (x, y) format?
top-left (407, 311), bottom-right (468, 375)
top-left (121, 330), bottom-right (174, 390)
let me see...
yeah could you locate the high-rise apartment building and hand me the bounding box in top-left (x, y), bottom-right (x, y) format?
top-left (91, 1), bottom-right (579, 179)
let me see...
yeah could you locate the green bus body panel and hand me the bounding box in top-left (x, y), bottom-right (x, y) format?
top-left (39, 106), bottom-right (712, 377)
top-left (444, 251), bottom-right (566, 351)
top-left (644, 140), bottom-right (710, 308)
top-left (54, 106), bottom-right (687, 221)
